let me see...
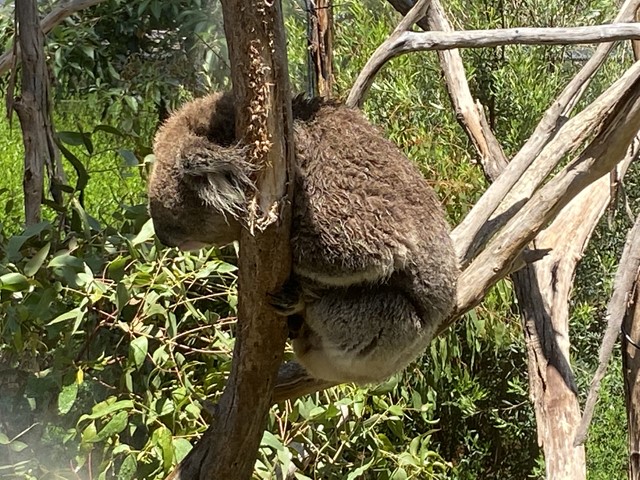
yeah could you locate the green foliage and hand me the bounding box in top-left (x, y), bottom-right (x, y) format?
top-left (0, 202), bottom-right (238, 478)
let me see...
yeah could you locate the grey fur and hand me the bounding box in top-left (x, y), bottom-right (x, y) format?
top-left (148, 91), bottom-right (459, 384)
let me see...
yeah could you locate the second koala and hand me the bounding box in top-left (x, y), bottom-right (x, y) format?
top-left (148, 92), bottom-right (458, 384)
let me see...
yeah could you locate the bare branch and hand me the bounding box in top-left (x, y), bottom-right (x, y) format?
top-left (455, 70), bottom-right (640, 316)
top-left (346, 0), bottom-right (431, 107)
top-left (273, 361), bottom-right (336, 402)
top-left (348, 22), bottom-right (640, 110)
top-left (0, 0), bottom-right (107, 77)
top-left (453, 54), bottom-right (640, 264)
top-left (451, 0), bottom-right (640, 263)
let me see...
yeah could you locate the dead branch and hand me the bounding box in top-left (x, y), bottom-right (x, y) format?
top-left (348, 22), bottom-right (640, 108)
top-left (575, 201), bottom-right (640, 446)
top-left (457, 76), bottom-right (640, 316)
top-left (452, 0), bottom-right (640, 263)
top-left (454, 52), bottom-right (640, 264)
top-left (0, 0), bottom-right (107, 77)
top-left (453, 0), bottom-right (640, 263)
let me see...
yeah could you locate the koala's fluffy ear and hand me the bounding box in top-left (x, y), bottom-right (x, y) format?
top-left (180, 146), bottom-right (254, 219)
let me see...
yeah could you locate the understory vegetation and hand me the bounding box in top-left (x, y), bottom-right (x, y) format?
top-left (0, 0), bottom-right (634, 478)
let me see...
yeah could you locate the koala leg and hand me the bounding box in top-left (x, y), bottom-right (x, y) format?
top-left (292, 286), bottom-right (441, 384)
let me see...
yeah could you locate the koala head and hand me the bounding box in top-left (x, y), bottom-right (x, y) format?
top-left (147, 92), bottom-right (255, 250)
top-left (148, 141), bottom-right (253, 250)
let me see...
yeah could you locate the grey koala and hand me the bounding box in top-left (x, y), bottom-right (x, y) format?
top-left (148, 92), bottom-right (458, 384)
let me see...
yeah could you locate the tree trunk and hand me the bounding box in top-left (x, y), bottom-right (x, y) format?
top-left (623, 278), bottom-right (640, 480)
top-left (12, 0), bottom-right (63, 226)
top-left (305, 0), bottom-right (333, 97)
top-left (165, 0), bottom-right (295, 478)
top-left (512, 180), bottom-right (612, 479)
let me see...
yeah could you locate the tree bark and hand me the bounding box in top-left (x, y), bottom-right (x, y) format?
top-left (12, 0), bottom-right (62, 226)
top-left (165, 0), bottom-right (295, 478)
top-left (624, 273), bottom-right (640, 480)
top-left (305, 0), bottom-right (333, 97)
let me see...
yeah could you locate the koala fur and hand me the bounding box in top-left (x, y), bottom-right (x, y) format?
top-left (148, 92), bottom-right (459, 384)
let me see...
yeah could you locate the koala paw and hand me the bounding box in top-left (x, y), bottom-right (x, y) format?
top-left (268, 281), bottom-right (304, 316)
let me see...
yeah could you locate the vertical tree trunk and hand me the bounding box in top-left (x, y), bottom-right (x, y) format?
top-left (623, 10), bottom-right (640, 477)
top-left (13, 0), bottom-right (62, 226)
top-left (511, 171), bottom-right (624, 480)
top-left (623, 279), bottom-right (640, 480)
top-left (305, 0), bottom-right (333, 97)
top-left (165, 0), bottom-right (294, 479)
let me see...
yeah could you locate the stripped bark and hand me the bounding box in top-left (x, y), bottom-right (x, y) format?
top-left (165, 0), bottom-right (295, 478)
top-left (514, 164), bottom-right (631, 480)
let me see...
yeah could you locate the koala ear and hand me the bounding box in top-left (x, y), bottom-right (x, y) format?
top-left (180, 146), bottom-right (249, 177)
top-left (180, 146), bottom-right (254, 219)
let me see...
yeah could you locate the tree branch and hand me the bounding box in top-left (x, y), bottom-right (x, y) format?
top-left (348, 22), bottom-right (640, 111)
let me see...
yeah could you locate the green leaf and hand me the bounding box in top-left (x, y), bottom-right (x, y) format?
top-left (48, 254), bottom-right (85, 270)
top-left (152, 426), bottom-right (173, 471)
top-left (93, 411), bottom-right (128, 442)
top-left (132, 219), bottom-right (155, 245)
top-left (78, 399), bottom-right (134, 424)
top-left (118, 149), bottom-right (139, 167)
top-left (173, 438), bottom-right (192, 462)
top-left (390, 467), bottom-right (408, 480)
top-left (93, 124), bottom-right (123, 136)
top-left (58, 382), bottom-right (79, 415)
top-left (116, 282), bottom-right (130, 311)
top-left (0, 273), bottom-right (30, 292)
top-left (57, 131), bottom-right (86, 146)
top-left (123, 96), bottom-right (138, 113)
top-left (118, 454), bottom-right (137, 480)
top-left (129, 336), bottom-right (148, 369)
top-left (47, 306), bottom-right (84, 327)
top-left (58, 142), bottom-right (90, 192)
top-left (8, 441), bottom-right (27, 453)
top-left (24, 242), bottom-right (51, 276)
top-left (150, 0), bottom-right (162, 20)
top-left (260, 431), bottom-right (283, 451)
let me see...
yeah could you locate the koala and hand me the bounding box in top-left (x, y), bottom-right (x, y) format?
top-left (148, 91), bottom-right (458, 384)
